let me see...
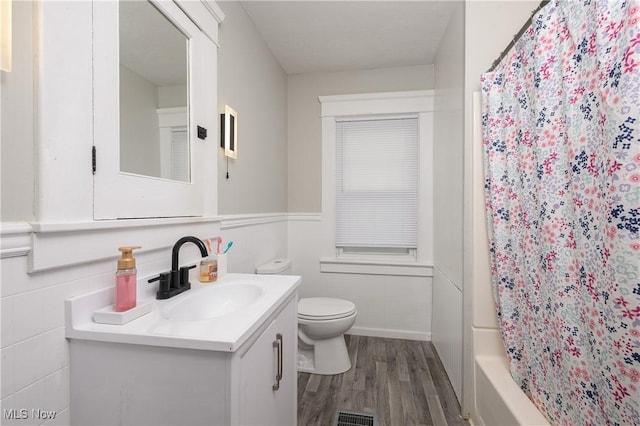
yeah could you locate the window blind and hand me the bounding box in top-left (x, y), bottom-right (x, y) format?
top-left (171, 127), bottom-right (189, 182)
top-left (336, 116), bottom-right (418, 249)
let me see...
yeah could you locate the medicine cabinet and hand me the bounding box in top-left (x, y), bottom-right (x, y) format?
top-left (30, 1), bottom-right (222, 271)
top-left (34, 0), bottom-right (221, 221)
top-left (92, 0), bottom-right (220, 219)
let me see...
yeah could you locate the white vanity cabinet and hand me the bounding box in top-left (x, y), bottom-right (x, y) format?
top-left (68, 289), bottom-right (298, 426)
top-left (235, 297), bottom-right (297, 425)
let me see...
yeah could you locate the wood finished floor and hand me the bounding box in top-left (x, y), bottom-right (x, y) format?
top-left (297, 335), bottom-right (467, 426)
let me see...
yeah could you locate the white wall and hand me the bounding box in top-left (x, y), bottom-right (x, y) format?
top-left (0, 0), bottom-right (34, 222)
top-left (289, 215), bottom-right (432, 340)
top-left (287, 65), bottom-right (434, 212)
top-left (432, 0), bottom-right (464, 403)
top-left (158, 85), bottom-right (187, 108)
top-left (286, 67), bottom-right (435, 339)
top-left (217, 1), bottom-right (288, 215)
top-left (462, 0), bottom-right (541, 421)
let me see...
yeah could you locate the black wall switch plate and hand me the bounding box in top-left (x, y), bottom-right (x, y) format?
top-left (197, 126), bottom-right (207, 140)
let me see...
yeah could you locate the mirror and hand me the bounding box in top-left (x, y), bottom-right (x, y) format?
top-left (119, 1), bottom-right (190, 182)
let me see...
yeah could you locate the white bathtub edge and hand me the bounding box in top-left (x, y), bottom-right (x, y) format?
top-left (472, 327), bottom-right (550, 426)
top-left (476, 356), bottom-right (550, 426)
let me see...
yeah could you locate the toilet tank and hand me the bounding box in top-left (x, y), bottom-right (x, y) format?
top-left (256, 258), bottom-right (292, 275)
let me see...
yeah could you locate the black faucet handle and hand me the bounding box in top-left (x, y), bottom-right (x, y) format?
top-left (148, 272), bottom-right (171, 295)
top-left (179, 265), bottom-right (197, 287)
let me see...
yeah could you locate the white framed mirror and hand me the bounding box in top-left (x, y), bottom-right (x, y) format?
top-left (31, 0), bottom-right (221, 226)
top-left (119, 0), bottom-right (190, 182)
top-left (93, 0), bottom-right (217, 220)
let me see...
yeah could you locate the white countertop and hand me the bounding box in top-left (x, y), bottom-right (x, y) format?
top-left (65, 273), bottom-right (300, 352)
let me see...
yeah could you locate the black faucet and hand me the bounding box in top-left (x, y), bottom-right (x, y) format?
top-left (148, 236), bottom-right (209, 300)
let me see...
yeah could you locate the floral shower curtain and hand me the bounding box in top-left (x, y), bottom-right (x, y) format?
top-left (481, 1), bottom-right (640, 425)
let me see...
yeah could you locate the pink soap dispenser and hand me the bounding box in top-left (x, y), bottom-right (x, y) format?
top-left (115, 246), bottom-right (141, 312)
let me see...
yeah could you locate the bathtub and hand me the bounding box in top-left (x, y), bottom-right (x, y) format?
top-left (472, 328), bottom-right (550, 426)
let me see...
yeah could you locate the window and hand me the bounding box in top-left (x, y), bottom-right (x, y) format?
top-left (320, 91), bottom-right (433, 276)
top-left (336, 116), bottom-right (418, 257)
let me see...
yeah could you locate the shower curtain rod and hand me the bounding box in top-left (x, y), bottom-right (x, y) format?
top-left (486, 0), bottom-right (550, 73)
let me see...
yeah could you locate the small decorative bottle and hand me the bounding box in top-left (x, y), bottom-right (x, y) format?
top-left (115, 246), bottom-right (141, 312)
top-left (199, 254), bottom-right (218, 283)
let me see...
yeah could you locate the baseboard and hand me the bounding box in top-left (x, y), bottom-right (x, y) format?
top-left (347, 326), bottom-right (431, 341)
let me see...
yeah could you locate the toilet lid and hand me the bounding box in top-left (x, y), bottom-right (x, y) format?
top-left (298, 297), bottom-right (356, 320)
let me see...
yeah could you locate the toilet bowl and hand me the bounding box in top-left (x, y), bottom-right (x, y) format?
top-left (256, 259), bottom-right (357, 375)
top-left (297, 297), bottom-right (357, 375)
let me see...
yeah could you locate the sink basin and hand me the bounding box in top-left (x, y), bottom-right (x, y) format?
top-left (162, 283), bottom-right (263, 321)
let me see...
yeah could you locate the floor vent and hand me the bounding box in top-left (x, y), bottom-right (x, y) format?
top-left (334, 410), bottom-right (377, 426)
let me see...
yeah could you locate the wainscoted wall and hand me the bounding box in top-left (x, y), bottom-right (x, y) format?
top-left (0, 214), bottom-right (287, 425)
top-left (218, 214), bottom-right (288, 273)
top-left (0, 213), bottom-right (431, 424)
top-left (432, 1), bottom-right (464, 402)
top-left (289, 215), bottom-right (432, 341)
top-left (1, 225), bottom-right (182, 426)
top-left (432, 269), bottom-right (463, 399)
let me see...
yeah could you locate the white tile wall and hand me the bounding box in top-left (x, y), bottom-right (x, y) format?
top-left (1, 255), bottom-right (114, 426)
top-left (1, 345), bottom-right (15, 399)
top-left (0, 216), bottom-right (289, 424)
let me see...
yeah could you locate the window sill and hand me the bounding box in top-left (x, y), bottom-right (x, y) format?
top-left (319, 257), bottom-right (433, 277)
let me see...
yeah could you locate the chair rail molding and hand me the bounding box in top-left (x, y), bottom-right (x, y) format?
top-left (7, 212), bottom-right (321, 271)
top-left (0, 222), bottom-right (33, 258)
top-left (219, 213), bottom-right (289, 230)
top-left (24, 217), bottom-right (221, 272)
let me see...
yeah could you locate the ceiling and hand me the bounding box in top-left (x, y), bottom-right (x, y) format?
top-left (239, 1), bottom-right (459, 75)
top-left (119, 1), bottom-right (459, 84)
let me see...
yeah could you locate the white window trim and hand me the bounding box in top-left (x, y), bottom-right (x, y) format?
top-left (319, 90), bottom-right (434, 276)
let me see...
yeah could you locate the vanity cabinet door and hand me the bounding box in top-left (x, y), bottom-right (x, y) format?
top-left (239, 298), bottom-right (297, 425)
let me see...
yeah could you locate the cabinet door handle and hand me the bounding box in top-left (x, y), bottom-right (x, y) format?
top-left (272, 333), bottom-right (283, 391)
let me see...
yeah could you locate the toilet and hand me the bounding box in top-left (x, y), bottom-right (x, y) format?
top-left (256, 258), bottom-right (357, 375)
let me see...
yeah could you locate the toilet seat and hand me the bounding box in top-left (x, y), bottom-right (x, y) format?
top-left (298, 297), bottom-right (356, 321)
